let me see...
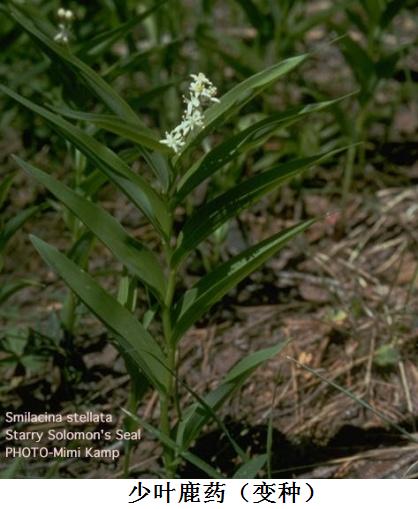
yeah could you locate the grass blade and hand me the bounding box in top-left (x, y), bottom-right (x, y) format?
top-left (0, 279), bottom-right (39, 306)
top-left (290, 357), bottom-right (418, 443)
top-left (76, 1), bottom-right (168, 62)
top-left (0, 173), bottom-right (14, 209)
top-left (0, 205), bottom-right (40, 252)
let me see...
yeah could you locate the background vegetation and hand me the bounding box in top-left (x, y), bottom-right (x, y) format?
top-left (0, 0), bottom-right (417, 478)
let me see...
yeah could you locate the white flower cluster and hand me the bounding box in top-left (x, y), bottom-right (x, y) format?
top-left (54, 8), bottom-right (74, 45)
top-left (161, 73), bottom-right (220, 154)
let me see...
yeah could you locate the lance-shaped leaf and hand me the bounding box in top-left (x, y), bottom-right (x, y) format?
top-left (75, 1), bottom-right (168, 62)
top-left (176, 342), bottom-right (288, 450)
top-left (0, 205), bottom-right (40, 253)
top-left (7, 3), bottom-right (140, 125)
top-left (174, 55), bottom-right (307, 166)
top-left (30, 236), bottom-right (169, 394)
top-left (50, 105), bottom-right (173, 191)
top-left (172, 220), bottom-right (314, 343)
top-left (132, 80), bottom-right (180, 108)
top-left (0, 280), bottom-right (39, 306)
top-left (175, 97), bottom-right (347, 204)
top-left (196, 29), bottom-right (259, 78)
top-left (335, 33), bottom-right (377, 101)
top-left (0, 174), bottom-right (14, 209)
top-left (123, 410), bottom-right (224, 478)
top-left (15, 157), bottom-right (166, 301)
top-left (49, 107), bottom-right (167, 153)
top-left (232, 0), bottom-right (273, 41)
top-left (380, 0), bottom-right (408, 29)
top-left (0, 85), bottom-right (171, 238)
top-left (49, 107), bottom-right (172, 191)
top-left (233, 455), bottom-right (267, 479)
top-left (103, 39), bottom-right (183, 81)
top-left (172, 152), bottom-right (335, 267)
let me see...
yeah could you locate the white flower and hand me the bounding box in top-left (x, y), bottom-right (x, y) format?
top-left (57, 8), bottom-right (74, 21)
top-left (190, 73), bottom-right (212, 88)
top-left (179, 109), bottom-right (204, 135)
top-left (160, 72), bottom-right (219, 153)
top-left (54, 24), bottom-right (70, 44)
top-left (55, 8), bottom-right (74, 44)
top-left (184, 94), bottom-right (200, 116)
top-left (160, 129), bottom-right (185, 154)
top-left (189, 73), bottom-right (219, 101)
top-left (201, 85), bottom-right (220, 103)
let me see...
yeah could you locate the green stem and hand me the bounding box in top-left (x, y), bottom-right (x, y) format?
top-left (160, 244), bottom-right (178, 476)
top-left (123, 386), bottom-right (138, 477)
top-left (342, 107), bottom-right (367, 222)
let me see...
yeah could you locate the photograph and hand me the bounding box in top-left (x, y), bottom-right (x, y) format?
top-left (0, 0), bottom-right (417, 481)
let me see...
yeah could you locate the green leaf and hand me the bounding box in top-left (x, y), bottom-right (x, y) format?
top-left (0, 85), bottom-right (171, 238)
top-left (117, 273), bottom-right (138, 311)
top-left (0, 173), bottom-right (14, 209)
top-left (176, 341), bottom-right (288, 450)
top-left (49, 107), bottom-right (168, 153)
top-left (0, 205), bottom-right (40, 253)
top-left (67, 231), bottom-right (95, 267)
top-left (232, 0), bottom-right (272, 41)
top-left (174, 55), bottom-right (307, 165)
top-left (345, 7), bottom-right (369, 34)
top-left (103, 39), bottom-right (183, 81)
top-left (291, 5), bottom-right (343, 41)
top-left (76, 1), bottom-right (168, 62)
top-left (79, 170), bottom-right (108, 198)
top-left (233, 454), bottom-right (267, 479)
top-left (373, 344), bottom-right (400, 367)
top-left (49, 106), bottom-right (172, 191)
top-left (224, 343), bottom-right (289, 383)
top-left (175, 97), bottom-right (347, 204)
top-left (30, 236), bottom-right (169, 394)
top-left (15, 157), bottom-right (166, 301)
top-left (0, 279), bottom-right (39, 306)
top-left (141, 151), bottom-right (172, 193)
top-left (380, 0), bottom-right (407, 29)
top-left (173, 151), bottom-right (337, 267)
top-left (375, 50), bottom-right (400, 79)
top-left (123, 410), bottom-right (224, 478)
top-left (132, 80), bottom-right (180, 108)
top-left (232, 0), bottom-right (268, 29)
top-left (0, 458), bottom-right (23, 479)
top-left (338, 35), bottom-right (376, 94)
top-left (196, 29), bottom-right (259, 78)
top-left (362, 0), bottom-right (382, 24)
top-left (8, 3), bottom-right (141, 125)
top-left (172, 220), bottom-right (314, 343)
